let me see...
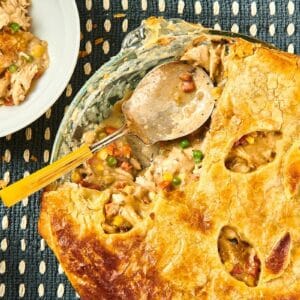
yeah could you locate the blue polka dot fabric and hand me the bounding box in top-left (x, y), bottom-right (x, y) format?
top-left (0, 0), bottom-right (299, 299)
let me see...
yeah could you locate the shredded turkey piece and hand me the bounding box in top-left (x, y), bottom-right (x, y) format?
top-left (0, 0), bottom-right (30, 30)
top-left (10, 63), bottom-right (38, 103)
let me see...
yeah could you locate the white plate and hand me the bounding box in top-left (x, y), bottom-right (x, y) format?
top-left (0, 0), bottom-right (80, 137)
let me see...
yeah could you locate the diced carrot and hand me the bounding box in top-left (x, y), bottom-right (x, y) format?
top-left (106, 142), bottom-right (131, 158)
top-left (179, 72), bottom-right (193, 81)
top-left (181, 80), bottom-right (196, 93)
top-left (113, 148), bottom-right (121, 157)
top-left (158, 180), bottom-right (172, 191)
top-left (120, 144), bottom-right (131, 158)
top-left (106, 143), bottom-right (117, 156)
top-left (104, 126), bottom-right (117, 134)
top-left (5, 71), bottom-right (10, 79)
top-left (120, 161), bottom-right (132, 171)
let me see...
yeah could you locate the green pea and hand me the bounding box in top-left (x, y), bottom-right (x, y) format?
top-left (8, 64), bottom-right (18, 73)
top-left (106, 156), bottom-right (117, 167)
top-left (179, 139), bottom-right (190, 149)
top-left (193, 150), bottom-right (204, 163)
top-left (172, 176), bottom-right (182, 186)
top-left (9, 22), bottom-right (20, 32)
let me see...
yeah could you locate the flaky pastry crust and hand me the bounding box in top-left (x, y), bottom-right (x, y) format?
top-left (39, 20), bottom-right (300, 300)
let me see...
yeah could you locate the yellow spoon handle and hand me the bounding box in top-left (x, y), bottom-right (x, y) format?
top-left (0, 144), bottom-right (93, 207)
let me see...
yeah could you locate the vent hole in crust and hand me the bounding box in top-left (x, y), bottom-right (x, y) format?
top-left (101, 188), bottom-right (153, 234)
top-left (225, 131), bottom-right (282, 173)
top-left (265, 233), bottom-right (291, 274)
top-left (102, 197), bottom-right (134, 234)
top-left (218, 226), bottom-right (261, 287)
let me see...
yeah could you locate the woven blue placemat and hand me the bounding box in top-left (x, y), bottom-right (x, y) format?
top-left (0, 0), bottom-right (299, 299)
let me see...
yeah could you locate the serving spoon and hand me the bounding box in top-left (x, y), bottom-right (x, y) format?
top-left (0, 61), bottom-right (215, 207)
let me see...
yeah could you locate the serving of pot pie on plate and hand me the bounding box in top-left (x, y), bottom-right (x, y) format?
top-left (39, 18), bottom-right (300, 299)
top-left (0, 0), bottom-right (49, 106)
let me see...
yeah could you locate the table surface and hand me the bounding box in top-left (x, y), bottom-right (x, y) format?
top-left (0, 0), bottom-right (299, 299)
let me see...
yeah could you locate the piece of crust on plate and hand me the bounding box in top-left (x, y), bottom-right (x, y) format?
top-left (39, 19), bottom-right (300, 300)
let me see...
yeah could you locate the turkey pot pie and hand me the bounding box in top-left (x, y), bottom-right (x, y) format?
top-left (0, 0), bottom-right (49, 105)
top-left (40, 20), bottom-right (300, 299)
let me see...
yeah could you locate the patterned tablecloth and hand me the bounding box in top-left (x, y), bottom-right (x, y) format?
top-left (0, 0), bottom-right (299, 299)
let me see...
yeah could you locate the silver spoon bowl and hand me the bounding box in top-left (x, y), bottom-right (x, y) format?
top-left (92, 61), bottom-right (215, 152)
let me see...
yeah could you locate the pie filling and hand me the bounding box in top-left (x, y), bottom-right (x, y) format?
top-left (71, 102), bottom-right (210, 234)
top-left (70, 38), bottom-right (229, 234)
top-left (225, 131), bottom-right (282, 173)
top-left (0, 1), bottom-right (48, 105)
top-left (218, 226), bottom-right (261, 287)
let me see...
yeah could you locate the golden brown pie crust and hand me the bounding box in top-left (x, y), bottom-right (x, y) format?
top-left (39, 27), bottom-right (300, 299)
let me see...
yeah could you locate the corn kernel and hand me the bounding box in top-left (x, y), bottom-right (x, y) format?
top-left (94, 163), bottom-right (104, 173)
top-left (71, 171), bottom-right (81, 183)
top-left (246, 136), bottom-right (255, 144)
top-left (31, 44), bottom-right (45, 58)
top-left (97, 149), bottom-right (108, 160)
top-left (112, 215), bottom-right (125, 227)
top-left (163, 172), bottom-right (173, 181)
